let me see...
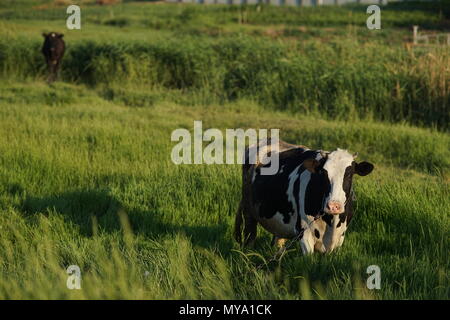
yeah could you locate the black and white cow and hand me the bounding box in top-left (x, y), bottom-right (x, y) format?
top-left (234, 139), bottom-right (374, 254)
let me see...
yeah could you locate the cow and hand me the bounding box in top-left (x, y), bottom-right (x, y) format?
top-left (234, 139), bottom-right (374, 254)
top-left (42, 32), bottom-right (65, 82)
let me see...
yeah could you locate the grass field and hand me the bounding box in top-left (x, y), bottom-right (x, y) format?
top-left (0, 1), bottom-right (449, 299)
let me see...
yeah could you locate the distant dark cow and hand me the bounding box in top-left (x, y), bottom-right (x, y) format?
top-left (234, 139), bottom-right (374, 254)
top-left (42, 32), bottom-right (65, 82)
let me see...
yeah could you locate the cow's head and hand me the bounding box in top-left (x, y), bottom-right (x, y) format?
top-left (303, 149), bottom-right (373, 215)
top-left (42, 32), bottom-right (64, 41)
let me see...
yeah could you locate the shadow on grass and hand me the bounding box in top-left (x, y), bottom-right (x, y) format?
top-left (20, 188), bottom-right (232, 253)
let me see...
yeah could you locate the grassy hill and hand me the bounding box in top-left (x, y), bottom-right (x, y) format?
top-left (0, 1), bottom-right (448, 299)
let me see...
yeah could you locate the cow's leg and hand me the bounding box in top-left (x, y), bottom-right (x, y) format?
top-left (51, 61), bottom-right (58, 82)
top-left (47, 63), bottom-right (56, 83)
top-left (45, 59), bottom-right (52, 82)
top-left (53, 63), bottom-right (59, 82)
top-left (314, 240), bottom-right (326, 253)
top-left (336, 231), bottom-right (346, 249)
top-left (300, 229), bottom-right (315, 255)
top-left (241, 162), bottom-right (258, 247)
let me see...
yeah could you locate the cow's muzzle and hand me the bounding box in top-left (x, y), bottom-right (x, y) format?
top-left (324, 201), bottom-right (344, 215)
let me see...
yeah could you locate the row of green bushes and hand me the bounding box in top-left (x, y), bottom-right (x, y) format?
top-left (0, 35), bottom-right (449, 130)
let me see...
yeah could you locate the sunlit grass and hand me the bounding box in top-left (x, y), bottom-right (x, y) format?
top-left (0, 1), bottom-right (448, 300)
top-left (0, 82), bottom-right (448, 299)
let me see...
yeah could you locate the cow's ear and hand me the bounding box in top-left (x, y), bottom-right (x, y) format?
top-left (303, 158), bottom-right (320, 173)
top-left (355, 161), bottom-right (374, 176)
top-left (42, 32), bottom-right (48, 37)
top-left (58, 33), bottom-right (64, 38)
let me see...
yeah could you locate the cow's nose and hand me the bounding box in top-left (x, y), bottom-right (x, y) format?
top-left (326, 201), bottom-right (342, 214)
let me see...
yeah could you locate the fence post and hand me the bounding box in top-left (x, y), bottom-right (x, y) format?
top-left (413, 26), bottom-right (418, 45)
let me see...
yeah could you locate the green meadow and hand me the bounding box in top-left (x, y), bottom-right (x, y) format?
top-left (0, 1), bottom-right (448, 299)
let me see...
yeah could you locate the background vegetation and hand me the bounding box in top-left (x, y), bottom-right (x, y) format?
top-left (0, 1), bottom-right (448, 299)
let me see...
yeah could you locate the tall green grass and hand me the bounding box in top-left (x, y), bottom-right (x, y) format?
top-left (1, 35), bottom-right (449, 129)
top-left (0, 1), bottom-right (449, 300)
top-left (1, 2), bottom-right (449, 129)
top-left (0, 82), bottom-right (448, 299)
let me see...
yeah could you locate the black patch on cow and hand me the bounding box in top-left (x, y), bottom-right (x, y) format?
top-left (304, 173), bottom-right (327, 216)
top-left (304, 159), bottom-right (330, 217)
top-left (251, 148), bottom-right (317, 222)
top-left (314, 229), bottom-right (320, 238)
top-left (342, 164), bottom-right (355, 225)
top-left (322, 214), bottom-right (333, 227)
top-left (336, 221), bottom-right (342, 228)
